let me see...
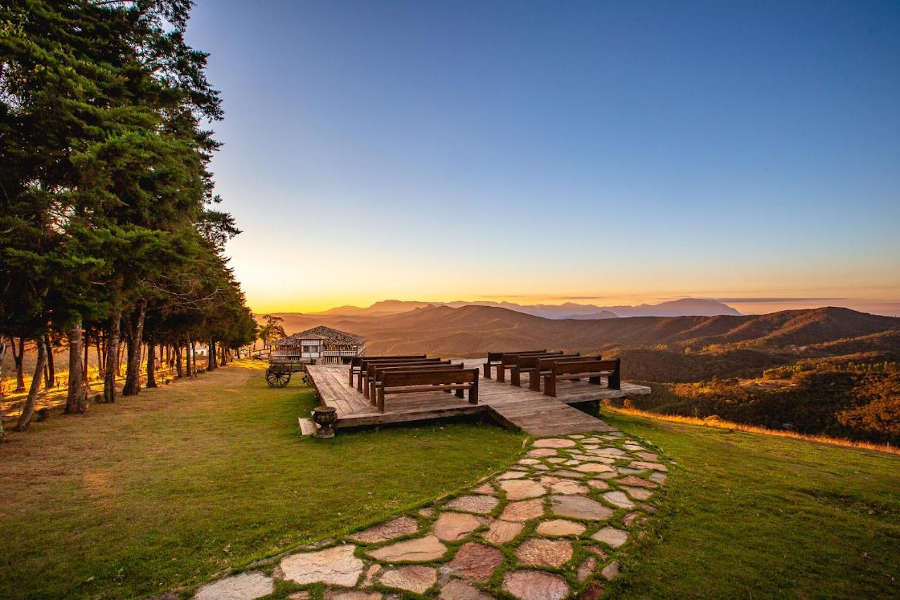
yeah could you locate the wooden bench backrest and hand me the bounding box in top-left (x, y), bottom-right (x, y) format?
top-left (501, 351), bottom-right (563, 366)
top-left (360, 357), bottom-right (438, 370)
top-left (537, 354), bottom-right (601, 369)
top-left (552, 359), bottom-right (619, 376)
top-left (486, 350), bottom-right (546, 362)
top-left (372, 360), bottom-right (465, 381)
top-left (516, 353), bottom-right (580, 369)
top-left (371, 361), bottom-right (455, 378)
top-left (381, 368), bottom-right (479, 387)
top-left (353, 355), bottom-right (425, 367)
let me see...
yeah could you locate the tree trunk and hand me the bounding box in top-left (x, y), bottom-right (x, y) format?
top-left (0, 340), bottom-right (7, 442)
top-left (103, 312), bottom-right (121, 403)
top-left (174, 345), bottom-right (183, 378)
top-left (122, 302), bottom-right (146, 396)
top-left (207, 338), bottom-right (217, 371)
top-left (185, 341), bottom-right (193, 376)
top-left (96, 335), bottom-right (105, 377)
top-left (65, 320), bottom-right (87, 414)
top-left (16, 338), bottom-right (46, 431)
top-left (44, 336), bottom-right (55, 387)
top-left (191, 340), bottom-right (197, 373)
top-left (146, 342), bottom-right (157, 388)
top-left (10, 337), bottom-right (25, 392)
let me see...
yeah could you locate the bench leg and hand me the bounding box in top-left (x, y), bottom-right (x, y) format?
top-left (529, 372), bottom-right (542, 391)
top-left (608, 372), bottom-right (621, 390)
top-left (497, 366), bottom-right (506, 382)
top-left (348, 369), bottom-right (354, 386)
top-left (377, 387), bottom-right (385, 412)
top-left (469, 379), bottom-right (478, 404)
top-left (589, 376), bottom-right (602, 384)
top-left (483, 363), bottom-right (491, 379)
top-left (455, 387), bottom-right (464, 398)
top-left (544, 374), bottom-right (556, 397)
top-left (357, 373), bottom-right (364, 393)
top-left (511, 368), bottom-right (521, 386)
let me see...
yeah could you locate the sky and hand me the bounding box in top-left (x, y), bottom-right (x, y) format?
top-left (185, 1), bottom-right (900, 316)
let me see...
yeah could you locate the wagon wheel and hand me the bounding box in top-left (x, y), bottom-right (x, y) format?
top-left (265, 368), bottom-right (291, 387)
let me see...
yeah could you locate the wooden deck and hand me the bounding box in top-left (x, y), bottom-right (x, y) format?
top-left (305, 359), bottom-right (651, 436)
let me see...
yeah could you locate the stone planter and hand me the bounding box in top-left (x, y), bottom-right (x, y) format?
top-left (312, 406), bottom-right (337, 439)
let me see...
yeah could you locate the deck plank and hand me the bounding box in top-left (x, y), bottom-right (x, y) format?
top-left (306, 360), bottom-right (650, 435)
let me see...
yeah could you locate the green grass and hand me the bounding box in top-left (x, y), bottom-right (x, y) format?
top-left (603, 410), bottom-right (900, 599)
top-left (0, 363), bottom-right (524, 600)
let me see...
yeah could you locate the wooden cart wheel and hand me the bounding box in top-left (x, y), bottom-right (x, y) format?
top-left (265, 368), bottom-right (291, 387)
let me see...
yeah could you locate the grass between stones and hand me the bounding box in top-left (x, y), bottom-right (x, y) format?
top-left (603, 410), bottom-right (900, 599)
top-left (0, 362), bottom-right (524, 600)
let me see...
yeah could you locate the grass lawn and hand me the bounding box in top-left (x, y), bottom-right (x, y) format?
top-left (603, 410), bottom-right (900, 599)
top-left (0, 362), bottom-right (525, 600)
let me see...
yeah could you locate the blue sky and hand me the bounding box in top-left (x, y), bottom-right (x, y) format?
top-left (186, 1), bottom-right (900, 314)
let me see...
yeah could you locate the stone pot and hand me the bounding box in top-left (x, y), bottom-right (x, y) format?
top-left (312, 406), bottom-right (337, 439)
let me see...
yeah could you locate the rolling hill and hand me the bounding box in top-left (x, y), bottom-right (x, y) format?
top-left (268, 305), bottom-right (900, 357)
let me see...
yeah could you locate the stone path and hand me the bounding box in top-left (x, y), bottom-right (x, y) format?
top-left (189, 430), bottom-right (668, 600)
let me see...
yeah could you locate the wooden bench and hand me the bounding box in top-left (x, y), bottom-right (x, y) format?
top-left (483, 350), bottom-right (546, 379)
top-left (497, 351), bottom-right (563, 383)
top-left (369, 362), bottom-right (464, 404)
top-left (376, 368), bottom-right (479, 412)
top-left (366, 360), bottom-right (454, 400)
top-left (524, 355), bottom-right (603, 391)
top-left (360, 358), bottom-right (444, 396)
top-left (350, 355), bottom-right (425, 386)
top-left (542, 359), bottom-right (621, 397)
top-left (357, 357), bottom-right (436, 392)
top-left (508, 353), bottom-right (583, 387)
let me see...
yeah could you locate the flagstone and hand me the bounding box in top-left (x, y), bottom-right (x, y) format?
top-left (545, 457), bottom-right (566, 463)
top-left (527, 448), bottom-right (558, 457)
top-left (616, 467), bottom-right (643, 475)
top-left (631, 461), bottom-right (667, 472)
top-left (503, 570), bottom-right (569, 600)
top-left (324, 591), bottom-right (381, 600)
top-left (518, 458), bottom-right (541, 465)
top-left (433, 512), bottom-right (483, 541)
top-left (438, 580), bottom-right (494, 600)
top-left (635, 451), bottom-right (659, 461)
top-left (592, 526), bottom-right (628, 548)
top-left (500, 498), bottom-right (544, 522)
top-left (497, 470), bottom-right (527, 480)
top-left (569, 434), bottom-right (585, 439)
top-left (649, 472), bottom-right (667, 484)
top-left (622, 486), bottom-right (653, 501)
top-left (582, 545), bottom-right (608, 560)
top-left (550, 469), bottom-right (585, 479)
top-left (445, 495), bottom-right (499, 514)
top-left (586, 479), bottom-right (609, 490)
top-left (194, 571), bottom-right (274, 600)
top-left (532, 463), bottom-right (549, 471)
top-left (577, 556), bottom-right (597, 582)
top-left (617, 475), bottom-right (657, 488)
top-left (472, 483), bottom-right (496, 495)
top-left (533, 438), bottom-right (576, 448)
top-left (574, 463), bottom-right (615, 474)
top-left (601, 561), bottom-right (620, 580)
top-left (362, 564), bottom-right (382, 587)
top-left (349, 516), bottom-right (418, 544)
top-left (624, 512), bottom-right (647, 528)
top-left (500, 479), bottom-right (546, 500)
top-left (289, 591), bottom-right (311, 600)
top-left (578, 583), bottom-right (605, 600)
top-left (279, 544), bottom-right (363, 587)
top-left (591, 471), bottom-right (617, 480)
top-left (446, 542), bottom-right (504, 582)
top-left (419, 507), bottom-right (435, 517)
top-left (535, 518), bottom-right (585, 536)
top-left (379, 566), bottom-right (437, 594)
top-left (515, 538), bottom-right (573, 568)
top-left (368, 535), bottom-right (447, 562)
top-left (547, 479), bottom-right (588, 495)
top-left (592, 447), bottom-right (626, 457)
top-left (550, 495), bottom-right (613, 521)
top-left (602, 491), bottom-right (635, 509)
top-left (483, 519), bottom-right (524, 544)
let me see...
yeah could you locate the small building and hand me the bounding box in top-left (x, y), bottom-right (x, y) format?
top-left (271, 326), bottom-right (365, 365)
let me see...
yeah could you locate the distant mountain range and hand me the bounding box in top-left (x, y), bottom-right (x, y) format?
top-left (311, 297), bottom-right (741, 319)
top-left (269, 305), bottom-right (899, 358)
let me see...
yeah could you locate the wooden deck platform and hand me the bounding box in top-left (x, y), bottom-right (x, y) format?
top-left (305, 359), bottom-right (651, 436)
